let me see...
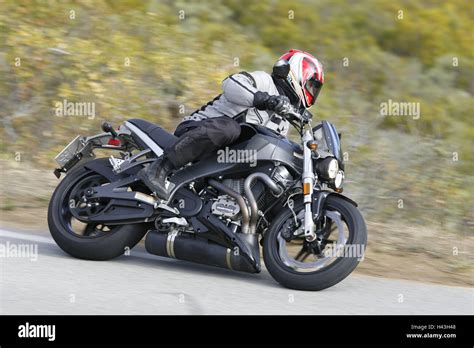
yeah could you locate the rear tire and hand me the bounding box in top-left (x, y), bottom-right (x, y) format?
top-left (48, 159), bottom-right (150, 260)
top-left (263, 195), bottom-right (367, 291)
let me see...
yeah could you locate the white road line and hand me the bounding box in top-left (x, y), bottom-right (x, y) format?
top-left (2, 229), bottom-right (472, 293)
top-left (0, 228), bottom-right (170, 261)
top-left (0, 229), bottom-right (55, 244)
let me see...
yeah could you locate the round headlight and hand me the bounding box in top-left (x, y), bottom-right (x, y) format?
top-left (334, 170), bottom-right (344, 189)
top-left (327, 158), bottom-right (339, 179)
top-left (315, 157), bottom-right (340, 180)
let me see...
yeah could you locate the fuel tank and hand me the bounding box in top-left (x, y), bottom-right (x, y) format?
top-left (168, 123), bottom-right (303, 197)
top-left (226, 123), bottom-right (303, 175)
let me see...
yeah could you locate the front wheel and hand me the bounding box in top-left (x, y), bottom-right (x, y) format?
top-left (263, 195), bottom-right (367, 291)
top-left (48, 159), bottom-right (150, 260)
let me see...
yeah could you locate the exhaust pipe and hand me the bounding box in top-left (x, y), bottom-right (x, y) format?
top-left (244, 173), bottom-right (283, 234)
top-left (145, 230), bottom-right (259, 273)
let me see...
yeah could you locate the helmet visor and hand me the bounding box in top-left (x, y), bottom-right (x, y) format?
top-left (304, 76), bottom-right (323, 105)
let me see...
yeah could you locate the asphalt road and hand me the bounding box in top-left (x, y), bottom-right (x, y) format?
top-left (0, 229), bottom-right (472, 315)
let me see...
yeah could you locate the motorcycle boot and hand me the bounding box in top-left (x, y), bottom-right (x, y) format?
top-left (138, 156), bottom-right (175, 200)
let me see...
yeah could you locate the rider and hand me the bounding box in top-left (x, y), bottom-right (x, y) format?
top-left (139, 49), bottom-right (324, 199)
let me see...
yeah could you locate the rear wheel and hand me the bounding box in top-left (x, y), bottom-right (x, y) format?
top-left (263, 195), bottom-right (367, 291)
top-left (48, 159), bottom-right (150, 260)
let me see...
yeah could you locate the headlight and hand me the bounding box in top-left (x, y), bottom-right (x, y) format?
top-left (327, 158), bottom-right (339, 179)
top-left (334, 170), bottom-right (344, 189)
top-left (314, 157), bottom-right (339, 180)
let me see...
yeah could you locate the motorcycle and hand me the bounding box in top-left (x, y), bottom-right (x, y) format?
top-left (48, 101), bottom-right (367, 291)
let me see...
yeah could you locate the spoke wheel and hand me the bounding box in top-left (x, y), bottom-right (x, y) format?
top-left (263, 195), bottom-right (367, 291)
top-left (277, 210), bottom-right (348, 273)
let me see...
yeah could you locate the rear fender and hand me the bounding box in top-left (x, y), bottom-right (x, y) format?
top-left (84, 158), bottom-right (142, 181)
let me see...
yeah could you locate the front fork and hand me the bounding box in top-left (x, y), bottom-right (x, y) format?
top-left (302, 130), bottom-right (317, 242)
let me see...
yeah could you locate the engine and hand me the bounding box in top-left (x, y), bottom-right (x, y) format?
top-left (211, 178), bottom-right (243, 220)
top-left (211, 194), bottom-right (241, 220)
top-left (210, 165), bottom-right (293, 220)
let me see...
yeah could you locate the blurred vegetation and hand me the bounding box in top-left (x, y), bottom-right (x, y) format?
top-left (0, 0), bottom-right (472, 233)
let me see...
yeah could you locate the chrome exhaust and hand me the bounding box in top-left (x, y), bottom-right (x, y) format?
top-left (244, 173), bottom-right (283, 234)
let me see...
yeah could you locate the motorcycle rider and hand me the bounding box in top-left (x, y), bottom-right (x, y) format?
top-left (139, 49), bottom-right (324, 199)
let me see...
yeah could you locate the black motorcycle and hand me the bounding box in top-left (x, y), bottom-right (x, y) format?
top-left (48, 104), bottom-right (367, 291)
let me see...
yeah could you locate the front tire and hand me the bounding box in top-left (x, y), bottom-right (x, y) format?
top-left (263, 195), bottom-right (367, 291)
top-left (48, 159), bottom-right (150, 260)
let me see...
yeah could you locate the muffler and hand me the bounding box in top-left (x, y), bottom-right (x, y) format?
top-left (145, 229), bottom-right (259, 273)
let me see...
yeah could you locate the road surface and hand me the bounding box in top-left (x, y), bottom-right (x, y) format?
top-left (0, 229), bottom-right (472, 315)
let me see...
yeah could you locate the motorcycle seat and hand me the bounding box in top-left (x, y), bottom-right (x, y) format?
top-left (127, 119), bottom-right (178, 149)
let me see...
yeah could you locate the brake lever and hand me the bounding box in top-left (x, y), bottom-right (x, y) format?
top-left (285, 110), bottom-right (303, 122)
top-left (279, 106), bottom-right (310, 125)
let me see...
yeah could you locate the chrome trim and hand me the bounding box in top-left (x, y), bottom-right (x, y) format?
top-left (302, 130), bottom-right (316, 241)
top-left (166, 230), bottom-right (179, 258)
top-left (166, 234), bottom-right (172, 257)
top-left (243, 172), bottom-right (283, 234)
top-left (170, 231), bottom-right (178, 258)
top-left (162, 217), bottom-right (188, 227)
top-left (155, 203), bottom-right (180, 214)
top-left (226, 248), bottom-right (233, 270)
top-left (124, 121), bottom-right (164, 157)
top-left (133, 192), bottom-right (157, 205)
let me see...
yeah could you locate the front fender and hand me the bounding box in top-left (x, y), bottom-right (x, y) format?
top-left (260, 190), bottom-right (358, 244)
top-left (312, 190), bottom-right (357, 220)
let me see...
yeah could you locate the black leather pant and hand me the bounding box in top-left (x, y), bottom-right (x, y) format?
top-left (165, 116), bottom-right (241, 169)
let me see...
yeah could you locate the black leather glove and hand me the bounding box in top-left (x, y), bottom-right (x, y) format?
top-left (253, 92), bottom-right (292, 115)
top-left (253, 91), bottom-right (271, 110)
top-left (268, 95), bottom-right (292, 115)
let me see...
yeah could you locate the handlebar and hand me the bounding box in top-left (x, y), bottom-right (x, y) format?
top-left (280, 106), bottom-right (311, 124)
top-left (285, 109), bottom-right (303, 121)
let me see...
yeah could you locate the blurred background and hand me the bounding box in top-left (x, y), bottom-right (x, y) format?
top-left (0, 0), bottom-right (472, 285)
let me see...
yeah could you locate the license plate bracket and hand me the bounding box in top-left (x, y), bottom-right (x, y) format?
top-left (54, 135), bottom-right (84, 167)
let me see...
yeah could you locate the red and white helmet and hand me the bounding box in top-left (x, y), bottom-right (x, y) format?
top-left (278, 49), bottom-right (324, 108)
